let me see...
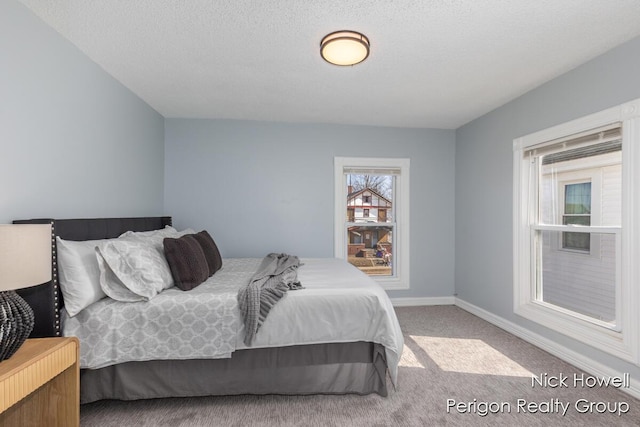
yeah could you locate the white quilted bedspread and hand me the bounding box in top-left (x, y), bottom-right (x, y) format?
top-left (63, 258), bottom-right (404, 384)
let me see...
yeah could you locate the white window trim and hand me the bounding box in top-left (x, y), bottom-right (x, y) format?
top-left (334, 157), bottom-right (410, 290)
top-left (513, 98), bottom-right (640, 364)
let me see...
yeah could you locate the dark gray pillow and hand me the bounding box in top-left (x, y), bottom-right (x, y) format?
top-left (163, 235), bottom-right (209, 291)
top-left (192, 230), bottom-right (223, 276)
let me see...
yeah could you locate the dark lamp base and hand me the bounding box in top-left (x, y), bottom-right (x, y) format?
top-left (0, 290), bottom-right (35, 361)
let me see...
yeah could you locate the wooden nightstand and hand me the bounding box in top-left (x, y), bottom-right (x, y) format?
top-left (0, 337), bottom-right (79, 427)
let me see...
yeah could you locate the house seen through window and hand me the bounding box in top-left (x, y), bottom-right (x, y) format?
top-left (346, 175), bottom-right (394, 276)
top-left (334, 157), bottom-right (410, 290)
top-left (537, 137), bottom-right (621, 323)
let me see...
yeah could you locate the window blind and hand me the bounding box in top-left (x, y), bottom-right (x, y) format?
top-left (524, 122), bottom-right (622, 159)
top-left (542, 140), bottom-right (621, 165)
top-left (342, 167), bottom-right (402, 175)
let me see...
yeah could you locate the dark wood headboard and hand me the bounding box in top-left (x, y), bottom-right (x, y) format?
top-left (12, 216), bottom-right (172, 338)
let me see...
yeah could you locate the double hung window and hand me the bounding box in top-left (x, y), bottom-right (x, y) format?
top-left (513, 99), bottom-right (640, 363)
top-left (334, 157), bottom-right (410, 290)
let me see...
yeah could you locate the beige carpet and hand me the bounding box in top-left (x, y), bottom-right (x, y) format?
top-left (80, 306), bottom-right (639, 426)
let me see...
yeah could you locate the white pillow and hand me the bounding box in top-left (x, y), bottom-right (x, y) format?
top-left (118, 225), bottom-right (178, 240)
top-left (96, 239), bottom-right (174, 302)
top-left (56, 237), bottom-right (109, 317)
top-left (119, 226), bottom-right (195, 253)
top-left (95, 251), bottom-right (145, 302)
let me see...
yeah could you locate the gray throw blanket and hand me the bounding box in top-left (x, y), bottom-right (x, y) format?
top-left (238, 253), bottom-right (304, 346)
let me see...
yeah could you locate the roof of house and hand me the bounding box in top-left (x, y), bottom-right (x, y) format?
top-left (347, 187), bottom-right (392, 205)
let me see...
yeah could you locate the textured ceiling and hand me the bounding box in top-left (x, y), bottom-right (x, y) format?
top-left (18, 0), bottom-right (640, 129)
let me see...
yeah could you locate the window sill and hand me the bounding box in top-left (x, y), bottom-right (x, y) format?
top-left (514, 301), bottom-right (635, 363)
top-left (375, 276), bottom-right (410, 291)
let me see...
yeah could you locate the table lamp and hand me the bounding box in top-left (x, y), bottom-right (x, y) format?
top-left (0, 224), bottom-right (51, 361)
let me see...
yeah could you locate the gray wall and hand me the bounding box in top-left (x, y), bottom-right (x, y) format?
top-left (164, 119), bottom-right (456, 299)
top-left (9, 0), bottom-right (638, 375)
top-left (0, 0), bottom-right (165, 224)
top-left (455, 36), bottom-right (640, 373)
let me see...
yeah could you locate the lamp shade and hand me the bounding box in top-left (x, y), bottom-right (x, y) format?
top-left (0, 223), bottom-right (51, 361)
top-left (320, 30), bottom-right (370, 66)
top-left (0, 224), bottom-right (51, 291)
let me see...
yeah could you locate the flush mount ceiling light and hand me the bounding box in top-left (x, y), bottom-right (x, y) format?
top-left (320, 30), bottom-right (370, 66)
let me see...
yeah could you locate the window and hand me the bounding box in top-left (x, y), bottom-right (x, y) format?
top-left (562, 182), bottom-right (591, 251)
top-left (513, 98), bottom-right (640, 363)
top-left (538, 140), bottom-right (619, 323)
top-left (335, 157), bottom-right (410, 290)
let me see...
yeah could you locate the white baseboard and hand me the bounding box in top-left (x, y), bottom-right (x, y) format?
top-left (390, 296), bottom-right (455, 307)
top-left (455, 297), bottom-right (640, 400)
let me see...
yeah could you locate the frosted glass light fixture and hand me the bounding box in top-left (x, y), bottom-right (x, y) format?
top-left (320, 31), bottom-right (370, 66)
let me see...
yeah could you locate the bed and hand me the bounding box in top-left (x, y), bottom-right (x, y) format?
top-left (13, 216), bottom-right (404, 403)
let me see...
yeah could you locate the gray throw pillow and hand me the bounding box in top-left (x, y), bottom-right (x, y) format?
top-left (192, 230), bottom-right (223, 276)
top-left (163, 235), bottom-right (209, 291)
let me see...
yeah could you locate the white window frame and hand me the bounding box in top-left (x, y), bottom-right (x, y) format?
top-left (334, 157), bottom-right (410, 290)
top-left (513, 98), bottom-right (640, 364)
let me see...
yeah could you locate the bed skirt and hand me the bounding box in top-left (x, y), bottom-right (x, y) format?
top-left (80, 342), bottom-right (388, 403)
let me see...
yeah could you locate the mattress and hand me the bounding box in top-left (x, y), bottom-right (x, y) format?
top-left (63, 257), bottom-right (404, 384)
